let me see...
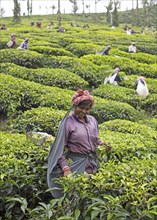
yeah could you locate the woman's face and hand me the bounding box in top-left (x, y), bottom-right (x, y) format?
top-left (74, 103), bottom-right (92, 120)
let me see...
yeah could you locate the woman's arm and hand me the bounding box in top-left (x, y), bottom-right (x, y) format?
top-left (57, 118), bottom-right (72, 176)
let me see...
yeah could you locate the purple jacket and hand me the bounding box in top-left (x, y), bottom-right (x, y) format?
top-left (20, 41), bottom-right (28, 49)
top-left (58, 112), bottom-right (102, 169)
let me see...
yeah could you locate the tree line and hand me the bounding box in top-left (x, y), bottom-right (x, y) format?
top-left (11, 0), bottom-right (157, 28)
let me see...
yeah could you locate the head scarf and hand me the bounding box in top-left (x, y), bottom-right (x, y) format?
top-left (72, 89), bottom-right (94, 106)
top-left (11, 33), bottom-right (16, 37)
top-left (114, 67), bottom-right (121, 73)
top-left (139, 76), bottom-right (145, 80)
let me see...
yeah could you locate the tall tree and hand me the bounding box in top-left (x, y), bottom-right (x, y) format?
top-left (69, 0), bottom-right (79, 19)
top-left (136, 0), bottom-right (141, 25)
top-left (106, 0), bottom-right (113, 24)
top-left (57, 0), bottom-right (61, 14)
top-left (13, 0), bottom-right (21, 22)
top-left (82, 0), bottom-right (85, 16)
top-left (142, 0), bottom-right (148, 26)
top-left (26, 0), bottom-right (32, 16)
top-left (112, 0), bottom-right (120, 26)
top-left (0, 8), bottom-right (5, 17)
top-left (85, 4), bottom-right (90, 13)
top-left (30, 0), bottom-right (33, 15)
top-left (132, 0), bottom-right (134, 9)
top-left (95, 0), bottom-right (102, 13)
top-left (27, 0), bottom-right (30, 16)
top-left (51, 5), bottom-right (56, 14)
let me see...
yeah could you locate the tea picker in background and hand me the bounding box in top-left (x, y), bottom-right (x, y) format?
top-left (7, 33), bottom-right (17, 48)
top-left (57, 26), bottom-right (65, 32)
top-left (97, 45), bottom-right (112, 55)
top-left (136, 76), bottom-right (149, 99)
top-left (36, 21), bottom-right (42, 28)
top-left (18, 38), bottom-right (29, 49)
top-left (1, 24), bottom-right (7, 30)
top-left (47, 89), bottom-right (112, 198)
top-left (128, 42), bottom-right (137, 53)
top-left (30, 21), bottom-right (35, 26)
top-left (104, 67), bottom-right (123, 85)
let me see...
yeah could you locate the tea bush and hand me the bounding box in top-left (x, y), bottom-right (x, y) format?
top-left (0, 73), bottom-right (72, 116)
top-left (92, 96), bottom-right (142, 123)
top-left (43, 55), bottom-right (109, 87)
top-left (0, 49), bottom-right (45, 68)
top-left (110, 48), bottom-right (157, 64)
top-left (119, 74), bottom-right (157, 94)
top-left (0, 62), bottom-right (89, 90)
top-left (0, 131), bottom-right (52, 219)
top-left (12, 107), bottom-right (66, 135)
top-left (92, 84), bottom-right (157, 114)
top-left (30, 45), bottom-right (75, 57)
top-left (81, 54), bottom-right (157, 78)
top-left (1, 13), bottom-right (157, 220)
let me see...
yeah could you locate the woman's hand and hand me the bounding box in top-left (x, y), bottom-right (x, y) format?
top-left (101, 142), bottom-right (112, 152)
top-left (63, 166), bottom-right (72, 176)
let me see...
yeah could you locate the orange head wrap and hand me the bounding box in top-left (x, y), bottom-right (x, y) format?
top-left (72, 89), bottom-right (94, 106)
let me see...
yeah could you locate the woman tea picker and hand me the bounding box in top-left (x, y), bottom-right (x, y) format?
top-left (47, 89), bottom-right (112, 198)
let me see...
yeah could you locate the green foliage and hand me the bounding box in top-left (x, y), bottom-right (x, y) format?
top-left (13, 0), bottom-right (21, 23)
top-left (92, 84), bottom-right (141, 109)
top-left (66, 42), bottom-right (98, 57)
top-left (30, 45), bottom-right (75, 57)
top-left (110, 48), bottom-right (157, 65)
top-left (43, 55), bottom-right (109, 87)
top-left (0, 73), bottom-right (73, 116)
top-left (0, 49), bottom-right (44, 68)
top-left (81, 54), bottom-right (157, 78)
top-left (12, 107), bottom-right (66, 135)
top-left (0, 12), bottom-right (157, 220)
top-left (0, 131), bottom-right (51, 219)
top-left (92, 84), bottom-right (157, 115)
top-left (139, 117), bottom-right (157, 131)
top-left (0, 62), bottom-right (89, 90)
top-left (91, 96), bottom-right (142, 123)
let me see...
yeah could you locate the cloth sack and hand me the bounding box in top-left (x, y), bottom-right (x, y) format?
top-left (7, 41), bottom-right (13, 47)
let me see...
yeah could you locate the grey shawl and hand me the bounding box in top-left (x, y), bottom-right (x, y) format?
top-left (47, 108), bottom-right (100, 198)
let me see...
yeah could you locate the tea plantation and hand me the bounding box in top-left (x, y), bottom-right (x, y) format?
top-left (0, 14), bottom-right (157, 220)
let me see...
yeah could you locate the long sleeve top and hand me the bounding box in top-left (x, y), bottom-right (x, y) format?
top-left (20, 41), bottom-right (28, 49)
top-left (129, 45), bottom-right (136, 53)
top-left (58, 112), bottom-right (102, 170)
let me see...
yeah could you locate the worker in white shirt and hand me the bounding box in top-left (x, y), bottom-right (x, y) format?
top-left (128, 42), bottom-right (137, 53)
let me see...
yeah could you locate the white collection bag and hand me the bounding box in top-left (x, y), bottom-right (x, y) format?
top-left (7, 41), bottom-right (13, 47)
top-left (136, 80), bottom-right (149, 98)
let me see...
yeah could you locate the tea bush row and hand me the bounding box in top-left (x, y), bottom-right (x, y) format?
top-left (0, 62), bottom-right (89, 90)
top-left (0, 74), bottom-right (141, 124)
top-left (0, 49), bottom-right (109, 87)
top-left (0, 73), bottom-right (73, 116)
top-left (81, 54), bottom-right (157, 78)
top-left (12, 107), bottom-right (66, 135)
top-left (1, 130), bottom-right (156, 219)
top-left (0, 131), bottom-right (51, 219)
top-left (120, 74), bottom-right (157, 94)
top-left (110, 48), bottom-right (157, 64)
top-left (92, 84), bottom-right (157, 114)
top-left (30, 45), bottom-right (75, 57)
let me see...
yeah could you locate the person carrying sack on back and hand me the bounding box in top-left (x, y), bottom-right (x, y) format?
top-left (97, 45), bottom-right (112, 55)
top-left (136, 76), bottom-right (149, 99)
top-left (128, 42), bottom-right (137, 53)
top-left (47, 89), bottom-right (112, 198)
top-left (18, 38), bottom-right (29, 50)
top-left (7, 33), bottom-right (16, 48)
top-left (104, 67), bottom-right (123, 86)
